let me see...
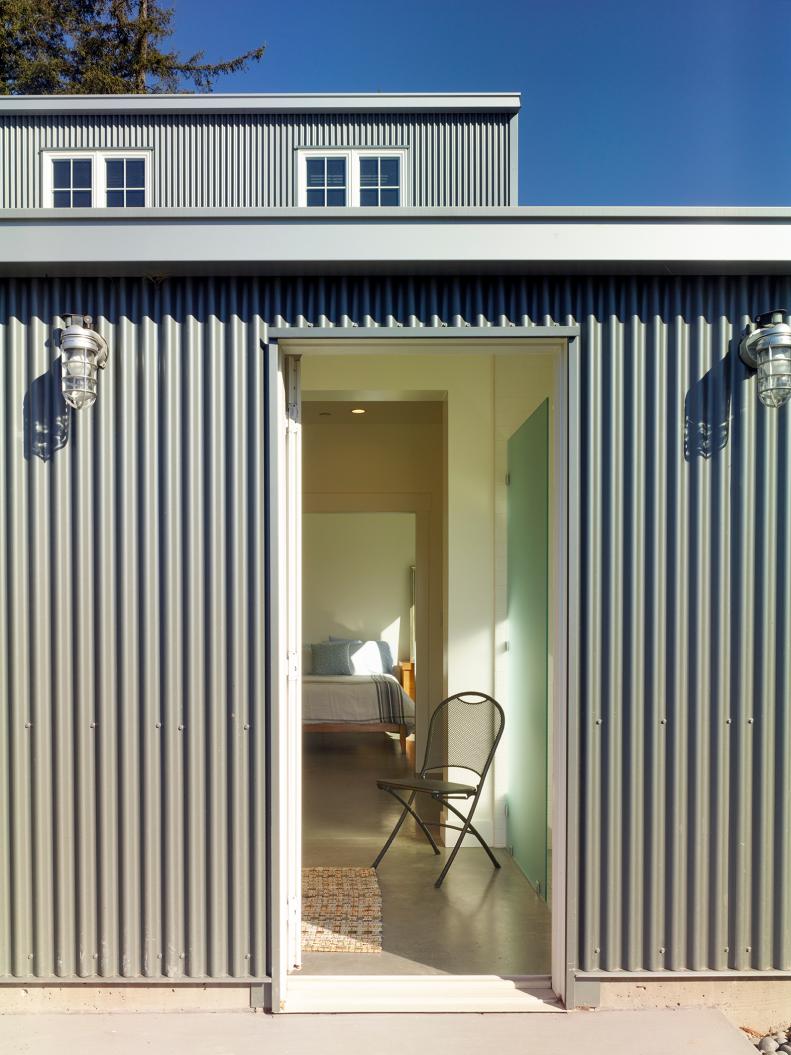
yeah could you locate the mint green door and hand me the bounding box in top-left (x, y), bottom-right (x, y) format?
top-left (506, 399), bottom-right (549, 898)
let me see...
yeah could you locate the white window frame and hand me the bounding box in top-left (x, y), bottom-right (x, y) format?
top-left (42, 149), bottom-right (152, 209)
top-left (296, 147), bottom-right (409, 208)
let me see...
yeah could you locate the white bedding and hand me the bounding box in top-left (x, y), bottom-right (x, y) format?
top-left (302, 674), bottom-right (415, 731)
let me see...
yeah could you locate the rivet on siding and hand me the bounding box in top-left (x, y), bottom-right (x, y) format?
top-left (24, 721), bottom-right (31, 729)
top-left (244, 953), bottom-right (251, 959)
top-left (659, 947), bottom-right (665, 954)
top-left (660, 718), bottom-right (666, 725)
top-left (179, 953), bottom-right (185, 959)
top-left (155, 721), bottom-right (162, 729)
top-left (178, 724), bottom-right (185, 731)
top-left (726, 718), bottom-right (732, 725)
top-left (746, 946), bottom-right (751, 953)
top-left (231, 713), bottom-right (236, 720)
top-left (157, 953), bottom-right (162, 959)
top-left (593, 946), bottom-right (600, 954)
top-left (747, 718), bottom-right (754, 725)
top-left (243, 723), bottom-right (250, 731)
top-left (595, 718), bottom-right (602, 726)
top-left (89, 721), bottom-right (96, 729)
top-left (724, 946), bottom-right (729, 953)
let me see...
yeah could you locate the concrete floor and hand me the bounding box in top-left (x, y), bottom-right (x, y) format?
top-left (300, 731), bottom-right (550, 976)
top-left (0, 1009), bottom-right (756, 1055)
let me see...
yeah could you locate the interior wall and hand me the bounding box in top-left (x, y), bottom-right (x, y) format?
top-left (298, 341), bottom-right (563, 847)
top-left (301, 411), bottom-right (444, 752)
top-left (302, 512), bottom-right (416, 664)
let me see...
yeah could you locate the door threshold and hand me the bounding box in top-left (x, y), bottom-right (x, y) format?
top-left (281, 974), bottom-right (562, 1013)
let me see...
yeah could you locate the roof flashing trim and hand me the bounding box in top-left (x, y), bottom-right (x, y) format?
top-left (0, 91), bottom-right (522, 115)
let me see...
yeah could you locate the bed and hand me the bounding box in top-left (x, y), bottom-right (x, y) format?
top-left (302, 672), bottom-right (415, 752)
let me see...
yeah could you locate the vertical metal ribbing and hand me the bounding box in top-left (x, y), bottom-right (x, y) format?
top-left (0, 111), bottom-right (511, 207)
top-left (207, 294), bottom-right (229, 976)
top-left (581, 305), bottom-right (603, 972)
top-left (229, 296), bottom-right (251, 975)
top-left (184, 299), bottom-right (207, 978)
top-left (0, 283), bottom-right (11, 979)
top-left (777, 401), bottom-right (791, 970)
top-left (117, 285), bottom-right (142, 977)
top-left (30, 298), bottom-right (55, 980)
top-left (160, 286), bottom-right (185, 977)
top-left (624, 301), bottom-right (646, 971)
top-left (754, 365), bottom-right (778, 970)
top-left (95, 279), bottom-right (119, 978)
top-left (2, 272), bottom-right (791, 983)
top-left (732, 319), bottom-right (757, 971)
top-left (9, 297), bottom-right (33, 977)
top-left (72, 283), bottom-right (98, 978)
top-left (140, 288), bottom-right (162, 977)
top-left (249, 310), bottom-right (268, 980)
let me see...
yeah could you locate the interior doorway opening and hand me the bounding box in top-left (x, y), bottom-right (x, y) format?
top-left (275, 337), bottom-right (568, 1007)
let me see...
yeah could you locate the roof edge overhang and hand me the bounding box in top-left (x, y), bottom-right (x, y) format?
top-left (1, 208), bottom-right (789, 277)
top-left (0, 91), bottom-right (522, 115)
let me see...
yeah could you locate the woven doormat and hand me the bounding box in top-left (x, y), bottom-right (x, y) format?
top-left (301, 867), bottom-right (382, 953)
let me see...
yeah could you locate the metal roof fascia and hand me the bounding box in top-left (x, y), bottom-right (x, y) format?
top-left (0, 92), bottom-right (522, 115)
top-left (1, 214), bottom-right (790, 275)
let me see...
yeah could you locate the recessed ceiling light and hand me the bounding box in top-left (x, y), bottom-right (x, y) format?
top-left (351, 408), bottom-right (366, 415)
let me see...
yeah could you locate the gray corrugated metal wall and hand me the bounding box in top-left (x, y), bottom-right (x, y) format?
top-left (0, 278), bottom-right (269, 980)
top-left (1, 274), bottom-right (789, 982)
top-left (0, 112), bottom-right (513, 209)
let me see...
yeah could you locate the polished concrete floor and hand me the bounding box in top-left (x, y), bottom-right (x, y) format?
top-left (300, 731), bottom-right (550, 976)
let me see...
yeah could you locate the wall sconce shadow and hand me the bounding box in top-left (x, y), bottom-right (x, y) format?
top-left (23, 353), bottom-right (71, 462)
top-left (684, 349), bottom-right (735, 462)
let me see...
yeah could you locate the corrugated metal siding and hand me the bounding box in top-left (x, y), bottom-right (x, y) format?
top-left (0, 112), bottom-right (512, 209)
top-left (1, 273), bottom-right (789, 982)
top-left (0, 278), bottom-right (269, 980)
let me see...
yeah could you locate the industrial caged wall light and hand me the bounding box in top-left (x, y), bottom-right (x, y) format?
top-left (59, 314), bottom-right (108, 410)
top-left (740, 309), bottom-right (791, 409)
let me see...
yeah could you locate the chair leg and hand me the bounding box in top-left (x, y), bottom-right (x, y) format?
top-left (372, 790), bottom-right (441, 870)
top-left (443, 799), bottom-right (501, 870)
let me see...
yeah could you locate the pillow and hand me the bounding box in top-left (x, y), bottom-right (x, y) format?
top-left (302, 644), bottom-right (313, 675)
top-left (330, 636), bottom-right (395, 675)
top-left (310, 641), bottom-right (353, 676)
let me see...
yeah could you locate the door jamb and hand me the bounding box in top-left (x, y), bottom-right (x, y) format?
top-left (267, 326), bottom-right (581, 1012)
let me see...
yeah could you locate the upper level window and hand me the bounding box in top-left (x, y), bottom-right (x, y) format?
top-left (106, 158), bottom-right (146, 207)
top-left (298, 148), bottom-right (407, 207)
top-left (360, 157), bottom-right (400, 206)
top-left (52, 158), bottom-right (93, 208)
top-left (43, 151), bottom-right (150, 208)
top-left (306, 156), bottom-right (347, 207)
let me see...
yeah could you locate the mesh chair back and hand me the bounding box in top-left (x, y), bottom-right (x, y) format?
top-left (420, 692), bottom-right (505, 784)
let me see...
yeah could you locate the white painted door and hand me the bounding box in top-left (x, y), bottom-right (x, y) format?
top-left (269, 347), bottom-right (302, 1011)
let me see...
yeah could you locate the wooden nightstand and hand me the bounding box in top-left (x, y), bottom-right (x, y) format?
top-left (399, 660), bottom-right (415, 701)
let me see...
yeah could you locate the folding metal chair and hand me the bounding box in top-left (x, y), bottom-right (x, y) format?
top-left (371, 691), bottom-right (505, 888)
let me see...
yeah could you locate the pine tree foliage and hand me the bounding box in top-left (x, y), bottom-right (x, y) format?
top-left (0, 0), bottom-right (266, 94)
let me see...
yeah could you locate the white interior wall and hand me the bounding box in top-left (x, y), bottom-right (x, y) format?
top-left (302, 512), bottom-right (415, 664)
top-left (298, 341), bottom-right (562, 847)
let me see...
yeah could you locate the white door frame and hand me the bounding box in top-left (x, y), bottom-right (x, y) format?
top-left (267, 327), bottom-right (581, 1012)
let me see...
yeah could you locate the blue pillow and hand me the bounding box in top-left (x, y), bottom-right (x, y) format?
top-left (330, 636), bottom-right (394, 674)
top-left (311, 641), bottom-right (353, 676)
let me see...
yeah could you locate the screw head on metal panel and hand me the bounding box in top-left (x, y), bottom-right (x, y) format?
top-left (659, 947), bottom-right (665, 954)
top-left (155, 721), bottom-right (162, 729)
top-left (178, 724), bottom-right (184, 731)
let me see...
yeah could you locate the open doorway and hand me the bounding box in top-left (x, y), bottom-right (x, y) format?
top-left (275, 338), bottom-right (567, 1006)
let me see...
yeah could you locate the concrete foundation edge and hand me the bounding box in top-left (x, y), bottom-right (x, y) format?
top-left (0, 985), bottom-right (267, 1013)
top-left (597, 979), bottom-right (791, 1035)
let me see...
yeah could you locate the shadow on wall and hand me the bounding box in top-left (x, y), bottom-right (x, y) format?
top-left (684, 346), bottom-right (738, 462)
top-left (23, 355), bottom-right (71, 462)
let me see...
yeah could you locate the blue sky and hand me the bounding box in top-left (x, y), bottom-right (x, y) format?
top-left (170, 0), bottom-right (786, 206)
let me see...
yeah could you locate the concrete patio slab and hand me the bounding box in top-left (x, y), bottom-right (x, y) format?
top-left (0, 1007), bottom-right (755, 1055)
